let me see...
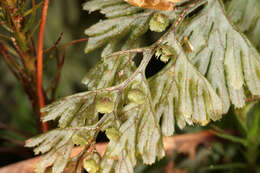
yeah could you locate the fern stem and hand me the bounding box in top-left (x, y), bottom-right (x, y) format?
top-left (36, 0), bottom-right (49, 132)
top-left (65, 115), bottom-right (109, 131)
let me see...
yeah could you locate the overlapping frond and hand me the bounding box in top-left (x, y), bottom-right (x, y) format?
top-left (177, 0), bottom-right (260, 110)
top-left (26, 0), bottom-right (260, 172)
top-left (226, 0), bottom-right (260, 50)
top-left (83, 0), bottom-right (176, 56)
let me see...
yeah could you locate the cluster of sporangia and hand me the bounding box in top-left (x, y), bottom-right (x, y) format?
top-left (77, 91), bottom-right (148, 172)
top-left (79, 10), bottom-right (174, 173)
top-left (79, 3), bottom-right (176, 171)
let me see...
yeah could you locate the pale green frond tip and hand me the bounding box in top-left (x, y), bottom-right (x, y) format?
top-left (83, 159), bottom-right (100, 173)
top-left (149, 13), bottom-right (169, 32)
top-left (96, 97), bottom-right (114, 114)
top-left (127, 89), bottom-right (145, 104)
top-left (105, 127), bottom-right (120, 141)
top-left (72, 134), bottom-right (89, 146)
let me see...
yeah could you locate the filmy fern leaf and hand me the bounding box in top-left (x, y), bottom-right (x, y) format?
top-left (226, 0), bottom-right (260, 50)
top-left (82, 53), bottom-right (137, 90)
top-left (26, 0), bottom-right (260, 172)
top-left (150, 31), bottom-right (223, 133)
top-left (177, 0), bottom-right (260, 110)
top-left (25, 129), bottom-right (74, 173)
top-left (83, 0), bottom-right (176, 56)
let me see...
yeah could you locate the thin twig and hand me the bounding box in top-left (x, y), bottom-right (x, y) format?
top-left (23, 1), bottom-right (43, 17)
top-left (0, 42), bottom-right (37, 112)
top-left (44, 37), bottom-right (88, 53)
top-left (0, 42), bottom-right (23, 81)
top-left (50, 50), bottom-right (64, 100)
top-left (46, 38), bottom-right (88, 99)
top-left (44, 32), bottom-right (64, 53)
top-left (62, 38), bottom-right (89, 49)
top-left (108, 47), bottom-right (147, 57)
top-left (11, 37), bottom-right (26, 66)
top-left (36, 0), bottom-right (50, 132)
top-left (31, 38), bottom-right (36, 56)
top-left (64, 115), bottom-right (109, 131)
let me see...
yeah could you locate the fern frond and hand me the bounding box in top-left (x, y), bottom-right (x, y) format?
top-left (177, 0), bottom-right (260, 111)
top-left (26, 0), bottom-right (260, 172)
top-left (83, 0), bottom-right (176, 56)
top-left (226, 0), bottom-right (260, 50)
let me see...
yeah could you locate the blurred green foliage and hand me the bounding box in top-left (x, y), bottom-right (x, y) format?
top-left (0, 0), bottom-right (103, 166)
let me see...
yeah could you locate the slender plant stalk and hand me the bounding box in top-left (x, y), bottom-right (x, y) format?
top-left (46, 38), bottom-right (88, 100)
top-left (36, 0), bottom-right (50, 132)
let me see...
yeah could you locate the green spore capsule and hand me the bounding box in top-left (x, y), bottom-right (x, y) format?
top-left (149, 13), bottom-right (169, 32)
top-left (72, 134), bottom-right (88, 146)
top-left (106, 127), bottom-right (121, 141)
top-left (96, 97), bottom-right (114, 114)
top-left (83, 159), bottom-right (100, 173)
top-left (127, 89), bottom-right (145, 104)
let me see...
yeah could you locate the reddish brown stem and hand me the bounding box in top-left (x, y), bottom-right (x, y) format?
top-left (45, 38), bottom-right (88, 100)
top-left (36, 0), bottom-right (49, 132)
top-left (44, 37), bottom-right (88, 53)
top-left (52, 32), bottom-right (64, 49)
top-left (0, 42), bottom-right (24, 82)
top-left (11, 37), bottom-right (26, 66)
top-left (0, 43), bottom-right (41, 128)
top-left (62, 38), bottom-right (89, 48)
